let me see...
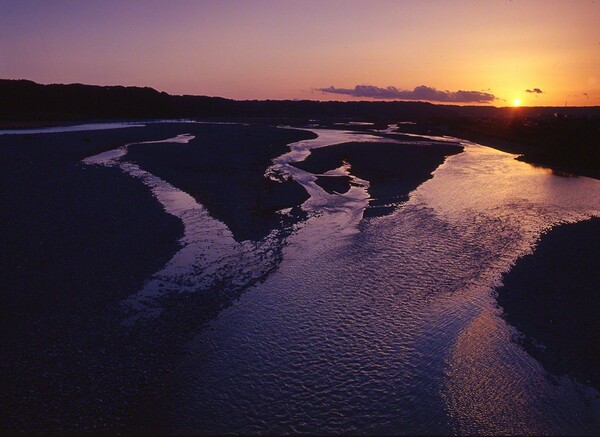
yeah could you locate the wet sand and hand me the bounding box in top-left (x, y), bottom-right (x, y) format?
top-left (496, 217), bottom-right (600, 391)
top-left (293, 140), bottom-right (463, 217)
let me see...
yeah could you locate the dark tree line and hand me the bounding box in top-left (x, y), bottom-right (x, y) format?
top-left (3, 79), bottom-right (599, 123)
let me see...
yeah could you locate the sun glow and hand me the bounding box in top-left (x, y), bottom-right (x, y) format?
top-left (512, 99), bottom-right (521, 107)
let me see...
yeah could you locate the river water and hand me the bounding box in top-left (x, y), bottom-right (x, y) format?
top-left (79, 124), bottom-right (600, 434)
top-left (164, 130), bottom-right (600, 435)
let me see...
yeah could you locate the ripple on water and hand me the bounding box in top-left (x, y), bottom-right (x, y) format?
top-left (81, 126), bottom-right (600, 434)
top-left (168, 134), bottom-right (600, 435)
top-left (83, 133), bottom-right (288, 324)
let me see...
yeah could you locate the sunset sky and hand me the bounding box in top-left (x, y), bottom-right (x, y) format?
top-left (1, 0), bottom-right (599, 106)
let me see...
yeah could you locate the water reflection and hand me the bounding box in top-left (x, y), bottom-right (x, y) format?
top-left (167, 130), bottom-right (600, 434)
top-left (0, 122), bottom-right (144, 135)
top-left (533, 166), bottom-right (578, 178)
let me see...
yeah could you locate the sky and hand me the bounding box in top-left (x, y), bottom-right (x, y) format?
top-left (1, 0), bottom-right (599, 106)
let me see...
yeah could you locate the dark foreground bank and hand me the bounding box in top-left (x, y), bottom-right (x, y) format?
top-left (293, 140), bottom-right (463, 217)
top-left (0, 122), bottom-right (314, 433)
top-left (0, 124), bottom-right (186, 432)
top-left (496, 217), bottom-right (600, 391)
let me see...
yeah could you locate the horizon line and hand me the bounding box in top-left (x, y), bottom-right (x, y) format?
top-left (2, 78), bottom-right (600, 109)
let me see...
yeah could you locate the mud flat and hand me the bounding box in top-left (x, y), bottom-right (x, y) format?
top-left (496, 217), bottom-right (600, 391)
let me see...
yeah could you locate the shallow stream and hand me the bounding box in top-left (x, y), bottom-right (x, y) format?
top-left (78, 124), bottom-right (600, 434)
top-left (167, 129), bottom-right (600, 435)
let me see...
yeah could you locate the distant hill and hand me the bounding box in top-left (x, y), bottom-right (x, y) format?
top-left (2, 79), bottom-right (600, 124)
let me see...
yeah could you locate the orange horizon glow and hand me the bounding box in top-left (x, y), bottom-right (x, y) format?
top-left (1, 1), bottom-right (599, 106)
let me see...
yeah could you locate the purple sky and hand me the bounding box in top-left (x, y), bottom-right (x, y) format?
top-left (1, 0), bottom-right (599, 105)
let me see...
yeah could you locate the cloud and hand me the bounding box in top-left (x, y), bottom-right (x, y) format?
top-left (525, 88), bottom-right (543, 94)
top-left (318, 85), bottom-right (496, 103)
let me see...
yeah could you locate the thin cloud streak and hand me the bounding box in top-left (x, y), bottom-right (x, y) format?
top-left (319, 85), bottom-right (497, 103)
top-left (526, 88), bottom-right (544, 93)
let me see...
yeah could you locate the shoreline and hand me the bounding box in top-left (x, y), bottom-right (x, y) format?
top-left (390, 120), bottom-right (600, 181)
top-left (0, 125), bottom-right (189, 432)
top-left (293, 140), bottom-right (463, 217)
top-left (0, 120), bottom-right (78, 130)
top-left (0, 122), bottom-right (318, 433)
top-left (3, 117), bottom-right (597, 181)
top-left (444, 127), bottom-right (600, 181)
top-left (496, 217), bottom-right (600, 392)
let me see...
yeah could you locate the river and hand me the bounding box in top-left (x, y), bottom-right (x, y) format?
top-left (76, 123), bottom-right (600, 434)
top-left (158, 128), bottom-right (600, 435)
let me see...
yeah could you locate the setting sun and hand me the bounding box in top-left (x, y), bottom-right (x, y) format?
top-left (513, 99), bottom-right (521, 107)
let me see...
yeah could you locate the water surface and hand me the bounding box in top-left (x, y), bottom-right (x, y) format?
top-left (164, 130), bottom-right (600, 435)
top-left (81, 125), bottom-right (600, 434)
top-left (0, 122), bottom-right (144, 135)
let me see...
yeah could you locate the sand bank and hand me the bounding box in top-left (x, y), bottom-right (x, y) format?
top-left (0, 122), bottom-right (314, 433)
top-left (496, 217), bottom-right (600, 391)
top-left (293, 140), bottom-right (463, 217)
top-left (127, 124), bottom-right (316, 241)
top-left (445, 127), bottom-right (599, 180)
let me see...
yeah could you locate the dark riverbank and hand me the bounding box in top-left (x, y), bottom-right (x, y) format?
top-left (0, 125), bottom-right (187, 432)
top-left (0, 122), bottom-right (315, 433)
top-left (496, 217), bottom-right (600, 391)
top-left (126, 124), bottom-right (316, 241)
top-left (293, 140), bottom-right (463, 217)
top-left (394, 117), bottom-right (600, 180)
